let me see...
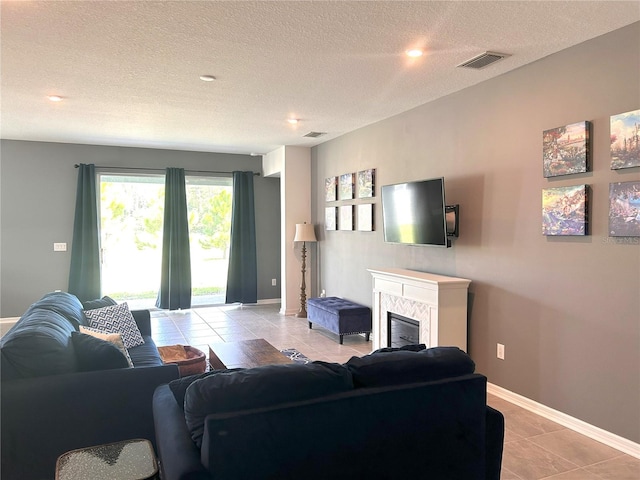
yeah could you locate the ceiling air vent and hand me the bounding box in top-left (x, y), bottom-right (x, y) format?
top-left (457, 51), bottom-right (510, 70)
top-left (303, 131), bottom-right (327, 138)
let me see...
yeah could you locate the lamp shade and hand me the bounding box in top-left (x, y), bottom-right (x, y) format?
top-left (294, 223), bottom-right (317, 243)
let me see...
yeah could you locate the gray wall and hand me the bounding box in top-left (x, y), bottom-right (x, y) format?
top-left (0, 141), bottom-right (281, 316)
top-left (312, 23), bottom-right (639, 442)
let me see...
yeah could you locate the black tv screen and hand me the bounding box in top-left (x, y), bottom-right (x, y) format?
top-left (381, 178), bottom-right (449, 247)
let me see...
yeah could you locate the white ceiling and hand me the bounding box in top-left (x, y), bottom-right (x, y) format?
top-left (2, 1), bottom-right (639, 155)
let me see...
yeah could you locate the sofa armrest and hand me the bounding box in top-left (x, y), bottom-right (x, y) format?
top-left (132, 309), bottom-right (152, 336)
top-left (485, 405), bottom-right (505, 480)
top-left (1, 364), bottom-right (179, 480)
top-left (153, 385), bottom-right (212, 480)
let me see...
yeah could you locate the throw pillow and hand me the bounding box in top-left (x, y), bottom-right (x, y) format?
top-left (83, 302), bottom-right (145, 349)
top-left (184, 361), bottom-right (354, 448)
top-left (71, 331), bottom-right (131, 371)
top-left (79, 326), bottom-right (134, 367)
top-left (82, 296), bottom-right (117, 311)
top-left (346, 346), bottom-right (475, 388)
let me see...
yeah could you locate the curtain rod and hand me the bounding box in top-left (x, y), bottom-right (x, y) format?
top-left (74, 164), bottom-right (260, 176)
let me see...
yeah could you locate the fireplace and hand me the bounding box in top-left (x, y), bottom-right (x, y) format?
top-left (387, 313), bottom-right (420, 348)
top-left (369, 268), bottom-right (471, 351)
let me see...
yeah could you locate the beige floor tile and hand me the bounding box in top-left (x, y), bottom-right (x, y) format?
top-left (502, 440), bottom-right (578, 480)
top-left (488, 394), bottom-right (525, 414)
top-left (584, 454), bottom-right (640, 480)
top-left (529, 428), bottom-right (622, 467)
top-left (504, 407), bottom-right (565, 439)
top-left (542, 468), bottom-right (602, 479)
top-left (500, 467), bottom-right (523, 479)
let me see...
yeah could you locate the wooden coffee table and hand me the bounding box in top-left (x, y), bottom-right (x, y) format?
top-left (209, 338), bottom-right (294, 369)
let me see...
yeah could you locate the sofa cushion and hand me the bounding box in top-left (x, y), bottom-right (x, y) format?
top-left (168, 368), bottom-right (245, 409)
top-left (79, 326), bottom-right (134, 367)
top-left (82, 296), bottom-right (117, 311)
top-left (24, 291), bottom-right (86, 330)
top-left (71, 331), bottom-right (131, 371)
top-left (84, 302), bottom-right (145, 349)
top-left (0, 309), bottom-right (78, 379)
top-left (184, 361), bottom-right (354, 448)
top-left (372, 343), bottom-right (426, 354)
top-left (127, 336), bottom-right (166, 368)
top-left (346, 346), bottom-right (475, 388)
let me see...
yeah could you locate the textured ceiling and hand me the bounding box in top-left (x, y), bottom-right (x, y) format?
top-left (2, 1), bottom-right (639, 155)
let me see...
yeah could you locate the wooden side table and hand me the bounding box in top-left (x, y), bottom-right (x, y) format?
top-left (55, 438), bottom-right (158, 480)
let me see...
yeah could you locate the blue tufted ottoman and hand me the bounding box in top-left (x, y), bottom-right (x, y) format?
top-left (307, 297), bottom-right (372, 344)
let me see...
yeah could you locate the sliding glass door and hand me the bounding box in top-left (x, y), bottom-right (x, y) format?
top-left (185, 176), bottom-right (233, 306)
top-left (99, 173), bottom-right (232, 308)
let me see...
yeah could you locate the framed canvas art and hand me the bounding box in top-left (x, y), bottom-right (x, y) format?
top-left (610, 109), bottom-right (640, 170)
top-left (609, 181), bottom-right (640, 237)
top-left (543, 121), bottom-right (590, 177)
top-left (357, 169), bottom-right (376, 198)
top-left (357, 204), bottom-right (374, 231)
top-left (339, 173), bottom-right (355, 200)
top-left (325, 207), bottom-right (337, 231)
top-left (542, 184), bottom-right (588, 236)
top-left (325, 177), bottom-right (337, 202)
top-left (339, 205), bottom-right (354, 231)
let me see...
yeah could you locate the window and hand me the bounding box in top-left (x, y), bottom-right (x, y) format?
top-left (99, 173), bottom-right (232, 308)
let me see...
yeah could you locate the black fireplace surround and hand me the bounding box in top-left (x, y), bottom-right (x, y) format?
top-left (388, 312), bottom-right (420, 347)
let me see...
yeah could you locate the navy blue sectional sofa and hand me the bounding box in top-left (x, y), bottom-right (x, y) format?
top-left (153, 345), bottom-right (504, 480)
top-left (0, 291), bottom-right (179, 480)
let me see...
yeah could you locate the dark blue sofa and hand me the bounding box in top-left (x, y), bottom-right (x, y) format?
top-left (0, 291), bottom-right (179, 480)
top-left (153, 346), bottom-right (504, 480)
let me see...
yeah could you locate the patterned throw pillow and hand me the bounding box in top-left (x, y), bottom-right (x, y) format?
top-left (83, 302), bottom-right (145, 349)
top-left (79, 326), bottom-right (135, 367)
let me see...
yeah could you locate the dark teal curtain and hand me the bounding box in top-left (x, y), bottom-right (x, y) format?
top-left (156, 168), bottom-right (192, 310)
top-left (226, 171), bottom-right (257, 304)
top-left (68, 163), bottom-right (101, 301)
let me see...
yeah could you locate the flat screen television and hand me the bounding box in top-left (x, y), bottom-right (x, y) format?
top-left (381, 177), bottom-right (458, 247)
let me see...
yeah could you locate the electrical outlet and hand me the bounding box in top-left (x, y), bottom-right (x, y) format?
top-left (53, 242), bottom-right (67, 252)
top-left (271, 278), bottom-right (277, 286)
top-left (497, 343), bottom-right (505, 360)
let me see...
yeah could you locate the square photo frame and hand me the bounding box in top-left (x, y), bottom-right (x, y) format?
top-left (325, 176), bottom-right (337, 202)
top-left (357, 203), bottom-right (374, 231)
top-left (339, 173), bottom-right (355, 200)
top-left (542, 184), bottom-right (589, 236)
top-left (339, 205), bottom-right (354, 231)
top-left (543, 121), bottom-right (590, 177)
top-left (610, 109), bottom-right (640, 170)
top-left (325, 207), bottom-right (337, 231)
top-left (357, 169), bottom-right (376, 198)
top-left (609, 181), bottom-right (640, 237)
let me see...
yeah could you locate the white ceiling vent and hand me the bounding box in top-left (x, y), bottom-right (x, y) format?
top-left (458, 51), bottom-right (510, 69)
top-left (303, 131), bottom-right (327, 138)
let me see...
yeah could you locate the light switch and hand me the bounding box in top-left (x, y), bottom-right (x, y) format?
top-left (53, 243), bottom-right (67, 252)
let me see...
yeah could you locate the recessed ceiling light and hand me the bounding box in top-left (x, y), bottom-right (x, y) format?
top-left (48, 95), bottom-right (63, 102)
top-left (406, 49), bottom-right (424, 58)
top-left (199, 75), bottom-right (216, 82)
top-left (287, 118), bottom-right (299, 125)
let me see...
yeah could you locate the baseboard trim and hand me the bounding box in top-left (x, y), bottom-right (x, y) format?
top-left (487, 383), bottom-right (640, 459)
top-left (256, 298), bottom-right (280, 305)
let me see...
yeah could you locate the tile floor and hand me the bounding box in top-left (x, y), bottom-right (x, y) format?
top-left (152, 303), bottom-right (640, 480)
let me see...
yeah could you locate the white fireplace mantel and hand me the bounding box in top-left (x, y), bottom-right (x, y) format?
top-left (368, 268), bottom-right (471, 352)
